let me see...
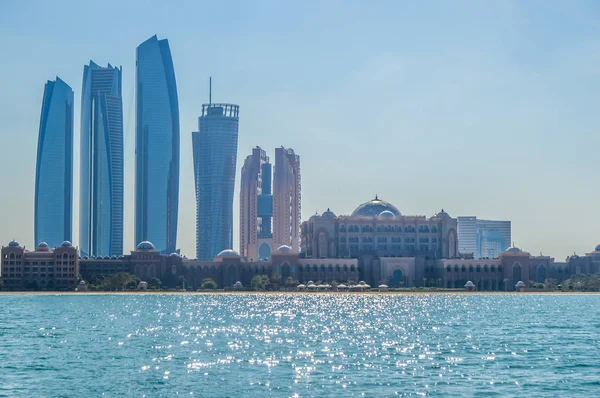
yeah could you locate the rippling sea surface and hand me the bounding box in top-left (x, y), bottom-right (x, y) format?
top-left (1, 294), bottom-right (599, 397)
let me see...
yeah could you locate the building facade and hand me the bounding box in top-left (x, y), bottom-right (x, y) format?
top-left (80, 61), bottom-right (124, 256)
top-left (301, 197), bottom-right (458, 286)
top-left (135, 35), bottom-right (180, 254)
top-left (193, 102), bottom-right (239, 260)
top-left (457, 216), bottom-right (511, 258)
top-left (78, 243), bottom-right (359, 290)
top-left (34, 77), bottom-right (74, 249)
top-left (2, 237), bottom-right (587, 292)
top-left (240, 146), bottom-right (273, 261)
top-left (273, 147), bottom-right (301, 252)
top-left (1, 241), bottom-right (79, 291)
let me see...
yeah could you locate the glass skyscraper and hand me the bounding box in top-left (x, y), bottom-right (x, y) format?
top-left (80, 61), bottom-right (123, 256)
top-left (135, 35), bottom-right (180, 254)
top-left (457, 216), bottom-right (511, 258)
top-left (34, 77), bottom-right (74, 248)
top-left (193, 103), bottom-right (239, 260)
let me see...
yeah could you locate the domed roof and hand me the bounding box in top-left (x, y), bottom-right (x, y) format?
top-left (595, 244), bottom-right (600, 252)
top-left (309, 213), bottom-right (319, 221)
top-left (36, 242), bottom-right (50, 251)
top-left (436, 209), bottom-right (450, 218)
top-left (8, 240), bottom-right (20, 247)
top-left (506, 246), bottom-right (521, 253)
top-left (465, 281), bottom-right (475, 287)
top-left (169, 252), bottom-right (181, 258)
top-left (378, 210), bottom-right (396, 219)
top-left (352, 196), bottom-right (401, 217)
top-left (321, 208), bottom-right (336, 218)
top-left (276, 245), bottom-right (292, 252)
top-left (136, 241), bottom-right (155, 250)
top-left (515, 281), bottom-right (526, 287)
top-left (216, 249), bottom-right (240, 258)
top-left (61, 241), bottom-right (72, 247)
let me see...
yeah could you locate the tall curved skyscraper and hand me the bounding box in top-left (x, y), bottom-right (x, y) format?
top-left (193, 103), bottom-right (239, 260)
top-left (34, 77), bottom-right (74, 248)
top-left (135, 35), bottom-right (180, 254)
top-left (80, 61), bottom-right (123, 257)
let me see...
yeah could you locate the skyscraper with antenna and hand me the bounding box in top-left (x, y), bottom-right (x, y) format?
top-left (192, 78), bottom-right (240, 260)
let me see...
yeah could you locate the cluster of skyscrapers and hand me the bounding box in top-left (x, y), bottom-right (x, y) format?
top-left (35, 35), bottom-right (179, 256)
top-left (32, 35), bottom-right (509, 262)
top-left (33, 35), bottom-right (303, 261)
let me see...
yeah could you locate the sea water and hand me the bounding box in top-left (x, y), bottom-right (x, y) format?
top-left (0, 293), bottom-right (598, 397)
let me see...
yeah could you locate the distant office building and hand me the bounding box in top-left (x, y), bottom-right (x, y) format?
top-left (34, 77), bottom-right (74, 249)
top-left (193, 101), bottom-right (239, 260)
top-left (273, 147), bottom-right (301, 252)
top-left (240, 147), bottom-right (273, 261)
top-left (80, 61), bottom-right (123, 257)
top-left (135, 35), bottom-right (180, 254)
top-left (457, 216), bottom-right (511, 258)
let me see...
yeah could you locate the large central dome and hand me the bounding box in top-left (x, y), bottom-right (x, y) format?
top-left (351, 196), bottom-right (401, 217)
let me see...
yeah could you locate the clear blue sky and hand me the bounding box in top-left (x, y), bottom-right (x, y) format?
top-left (1, 0), bottom-right (600, 259)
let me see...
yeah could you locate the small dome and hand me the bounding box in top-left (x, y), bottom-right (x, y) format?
top-left (307, 281), bottom-right (315, 285)
top-left (595, 244), bottom-right (600, 252)
top-left (216, 249), bottom-right (240, 258)
top-left (352, 196), bottom-right (401, 217)
top-left (465, 281), bottom-right (475, 287)
top-left (378, 284), bottom-right (389, 288)
top-left (359, 281), bottom-right (366, 285)
top-left (169, 252), bottom-right (181, 258)
top-left (8, 240), bottom-right (20, 247)
top-left (276, 245), bottom-right (292, 252)
top-left (61, 241), bottom-right (72, 247)
top-left (436, 209), bottom-right (450, 218)
top-left (136, 241), bottom-right (155, 250)
top-left (378, 210), bottom-right (396, 219)
top-left (36, 242), bottom-right (50, 251)
top-left (506, 246), bottom-right (521, 253)
top-left (78, 280), bottom-right (86, 285)
top-left (309, 213), bottom-right (319, 221)
top-left (321, 208), bottom-right (336, 218)
top-left (515, 281), bottom-right (526, 287)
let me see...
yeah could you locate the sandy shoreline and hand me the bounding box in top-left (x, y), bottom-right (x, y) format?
top-left (0, 290), bottom-right (597, 295)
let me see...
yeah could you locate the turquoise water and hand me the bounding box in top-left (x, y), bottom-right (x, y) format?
top-left (0, 294), bottom-right (599, 397)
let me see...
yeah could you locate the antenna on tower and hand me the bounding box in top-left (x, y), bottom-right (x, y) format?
top-left (209, 77), bottom-right (212, 105)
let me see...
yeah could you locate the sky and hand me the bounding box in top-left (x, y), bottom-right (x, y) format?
top-left (1, 0), bottom-right (600, 260)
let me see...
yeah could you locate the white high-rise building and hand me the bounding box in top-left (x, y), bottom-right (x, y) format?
top-left (273, 147), bottom-right (301, 252)
top-left (457, 216), bottom-right (511, 259)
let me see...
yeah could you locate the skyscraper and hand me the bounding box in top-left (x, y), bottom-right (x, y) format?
top-left (80, 61), bottom-right (123, 256)
top-left (457, 216), bottom-right (511, 258)
top-left (193, 100), bottom-right (239, 260)
top-left (273, 147), bottom-right (301, 252)
top-left (135, 35), bottom-right (180, 254)
top-left (240, 147), bottom-right (273, 261)
top-left (34, 77), bottom-right (74, 248)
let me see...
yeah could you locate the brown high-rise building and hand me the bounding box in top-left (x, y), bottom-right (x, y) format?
top-left (273, 147), bottom-right (301, 252)
top-left (239, 147), bottom-right (272, 261)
